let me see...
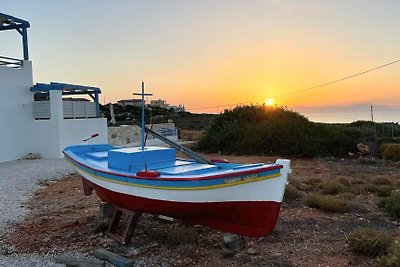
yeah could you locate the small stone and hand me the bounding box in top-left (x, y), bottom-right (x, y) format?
top-left (222, 234), bottom-right (243, 255)
top-left (247, 248), bottom-right (257, 255)
top-left (161, 261), bottom-right (170, 267)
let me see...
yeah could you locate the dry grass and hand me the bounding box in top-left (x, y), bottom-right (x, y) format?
top-left (380, 243), bottom-right (400, 267)
top-left (348, 227), bottom-right (393, 257)
top-left (180, 130), bottom-right (204, 141)
top-left (381, 143), bottom-right (400, 162)
top-left (306, 194), bottom-right (348, 213)
top-left (364, 184), bottom-right (394, 197)
top-left (372, 177), bottom-right (393, 185)
top-left (284, 184), bottom-right (301, 200)
top-left (166, 224), bottom-right (198, 244)
top-left (322, 180), bottom-right (347, 195)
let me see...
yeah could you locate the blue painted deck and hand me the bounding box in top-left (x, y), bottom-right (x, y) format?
top-left (63, 144), bottom-right (283, 190)
top-left (64, 144), bottom-right (273, 179)
top-left (65, 144), bottom-right (224, 177)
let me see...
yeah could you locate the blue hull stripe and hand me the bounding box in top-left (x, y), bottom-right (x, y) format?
top-left (65, 156), bottom-right (281, 190)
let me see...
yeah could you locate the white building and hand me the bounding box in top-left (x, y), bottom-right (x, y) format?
top-left (0, 12), bottom-right (107, 162)
top-left (117, 99), bottom-right (143, 107)
top-left (150, 99), bottom-right (167, 108)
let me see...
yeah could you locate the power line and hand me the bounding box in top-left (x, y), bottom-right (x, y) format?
top-left (189, 59), bottom-right (400, 110)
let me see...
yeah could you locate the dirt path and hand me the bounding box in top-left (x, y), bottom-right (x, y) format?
top-left (2, 156), bottom-right (399, 266)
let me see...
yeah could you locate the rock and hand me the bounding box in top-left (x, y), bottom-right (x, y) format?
top-left (247, 247), bottom-right (257, 255)
top-left (160, 261), bottom-right (170, 267)
top-left (94, 247), bottom-right (135, 267)
top-left (222, 234), bottom-right (243, 255)
top-left (99, 202), bottom-right (115, 222)
top-left (357, 143), bottom-right (370, 155)
top-left (22, 153), bottom-right (40, 160)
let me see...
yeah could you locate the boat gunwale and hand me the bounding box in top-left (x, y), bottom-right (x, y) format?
top-left (63, 150), bottom-right (283, 182)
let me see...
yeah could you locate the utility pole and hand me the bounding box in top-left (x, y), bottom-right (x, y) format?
top-left (392, 122), bottom-right (395, 139)
top-left (370, 105), bottom-right (377, 138)
top-left (370, 105), bottom-right (374, 122)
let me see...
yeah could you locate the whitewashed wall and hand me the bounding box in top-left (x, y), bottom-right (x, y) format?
top-left (0, 61), bottom-right (34, 162)
top-left (0, 60), bottom-right (108, 162)
top-left (60, 118), bottom-right (108, 153)
top-left (31, 90), bottom-right (107, 158)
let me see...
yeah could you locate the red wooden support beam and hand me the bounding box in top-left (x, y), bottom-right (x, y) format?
top-left (107, 206), bottom-right (142, 245)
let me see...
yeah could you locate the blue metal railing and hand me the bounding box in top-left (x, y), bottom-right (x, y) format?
top-left (0, 56), bottom-right (23, 68)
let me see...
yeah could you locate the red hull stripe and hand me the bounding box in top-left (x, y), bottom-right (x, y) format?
top-left (63, 151), bottom-right (282, 182)
top-left (85, 179), bottom-right (282, 237)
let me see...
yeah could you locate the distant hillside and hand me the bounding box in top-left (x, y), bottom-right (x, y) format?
top-left (100, 104), bottom-right (215, 130)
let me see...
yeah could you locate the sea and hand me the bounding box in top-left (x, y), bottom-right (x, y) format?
top-left (293, 105), bottom-right (400, 123)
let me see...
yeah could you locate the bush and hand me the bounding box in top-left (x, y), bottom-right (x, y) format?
top-left (322, 180), bottom-right (347, 195)
top-left (380, 191), bottom-right (400, 219)
top-left (381, 144), bottom-right (400, 162)
top-left (380, 243), bottom-right (400, 267)
top-left (363, 184), bottom-right (394, 197)
top-left (284, 184), bottom-right (301, 200)
top-left (197, 105), bottom-right (361, 157)
top-left (348, 227), bottom-right (393, 257)
top-left (376, 185), bottom-right (394, 197)
top-left (306, 194), bottom-right (348, 213)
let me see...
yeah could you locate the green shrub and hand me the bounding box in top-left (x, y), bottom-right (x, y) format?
top-left (306, 194), bottom-right (347, 213)
top-left (376, 185), bottom-right (394, 197)
top-left (322, 180), bottom-right (347, 195)
top-left (381, 144), bottom-right (400, 162)
top-left (284, 184), bottom-right (301, 200)
top-left (380, 243), bottom-right (400, 267)
top-left (363, 184), bottom-right (393, 196)
top-left (379, 197), bottom-right (388, 209)
top-left (197, 105), bottom-right (361, 157)
top-left (380, 191), bottom-right (400, 219)
top-left (348, 227), bottom-right (393, 257)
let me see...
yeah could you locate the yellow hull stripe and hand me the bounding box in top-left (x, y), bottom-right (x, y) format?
top-left (65, 159), bottom-right (280, 191)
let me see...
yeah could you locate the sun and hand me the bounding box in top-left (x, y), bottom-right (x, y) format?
top-left (265, 98), bottom-right (273, 106)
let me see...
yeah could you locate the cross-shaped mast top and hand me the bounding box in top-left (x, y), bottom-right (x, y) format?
top-left (133, 81), bottom-right (153, 151)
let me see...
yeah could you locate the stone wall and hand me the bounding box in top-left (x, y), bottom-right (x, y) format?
top-left (108, 123), bottom-right (177, 146)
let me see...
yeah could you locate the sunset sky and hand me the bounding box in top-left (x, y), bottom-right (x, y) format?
top-left (1, 1), bottom-right (399, 121)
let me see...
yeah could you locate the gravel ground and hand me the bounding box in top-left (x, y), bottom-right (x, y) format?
top-left (0, 158), bottom-right (75, 267)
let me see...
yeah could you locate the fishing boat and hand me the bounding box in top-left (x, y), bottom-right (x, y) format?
top-left (63, 83), bottom-right (291, 238)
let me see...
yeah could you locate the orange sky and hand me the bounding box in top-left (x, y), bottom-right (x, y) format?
top-left (1, 1), bottom-right (399, 115)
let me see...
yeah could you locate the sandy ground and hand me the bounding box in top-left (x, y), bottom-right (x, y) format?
top-left (1, 155), bottom-right (399, 266)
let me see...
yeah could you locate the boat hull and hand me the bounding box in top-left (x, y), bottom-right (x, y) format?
top-left (63, 145), bottom-right (290, 237)
top-left (84, 178), bottom-right (282, 237)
